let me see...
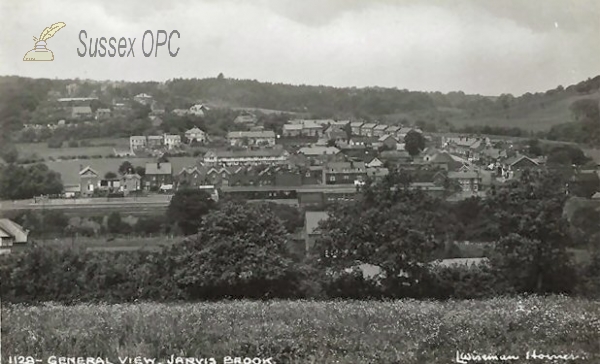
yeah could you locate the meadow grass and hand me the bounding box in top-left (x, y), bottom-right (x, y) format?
top-left (2, 296), bottom-right (598, 363)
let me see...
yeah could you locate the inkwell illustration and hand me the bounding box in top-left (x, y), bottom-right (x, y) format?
top-left (23, 22), bottom-right (66, 61)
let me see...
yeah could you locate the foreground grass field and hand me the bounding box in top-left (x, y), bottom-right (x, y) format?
top-left (2, 296), bottom-right (598, 363)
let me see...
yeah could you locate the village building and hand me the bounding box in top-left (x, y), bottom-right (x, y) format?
top-left (203, 149), bottom-right (289, 166)
top-left (227, 130), bottom-right (276, 147)
top-left (0, 219), bottom-right (29, 250)
top-left (189, 104), bottom-right (208, 116)
top-left (144, 162), bottom-right (173, 190)
top-left (350, 121), bottom-right (364, 136)
top-left (185, 127), bottom-right (207, 143)
top-left (79, 166), bottom-right (99, 197)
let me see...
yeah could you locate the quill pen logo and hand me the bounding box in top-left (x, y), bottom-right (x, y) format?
top-left (23, 22), bottom-right (66, 61)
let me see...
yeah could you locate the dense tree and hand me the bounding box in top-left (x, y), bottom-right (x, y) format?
top-left (0, 163), bottom-right (63, 200)
top-left (106, 212), bottom-right (123, 235)
top-left (104, 171), bottom-right (117, 179)
top-left (166, 189), bottom-right (216, 235)
top-left (404, 130), bottom-right (426, 156)
top-left (486, 170), bottom-right (575, 293)
top-left (166, 202), bottom-right (300, 299)
top-left (135, 166), bottom-right (146, 177)
top-left (316, 170), bottom-right (446, 296)
top-left (118, 161), bottom-right (134, 175)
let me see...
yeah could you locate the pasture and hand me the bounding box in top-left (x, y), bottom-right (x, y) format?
top-left (2, 296), bottom-right (598, 363)
top-left (16, 138), bottom-right (131, 160)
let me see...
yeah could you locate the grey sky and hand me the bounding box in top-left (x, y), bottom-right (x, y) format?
top-left (1, 0), bottom-right (598, 96)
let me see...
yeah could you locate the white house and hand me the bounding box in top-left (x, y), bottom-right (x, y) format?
top-left (189, 104), bottom-right (208, 116)
top-left (133, 93), bottom-right (153, 105)
top-left (185, 127), bottom-right (207, 143)
top-left (227, 130), bottom-right (276, 147)
top-left (129, 136), bottom-right (147, 151)
top-left (163, 134), bottom-right (182, 149)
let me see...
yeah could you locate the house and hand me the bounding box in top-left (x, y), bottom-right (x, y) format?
top-left (373, 124), bottom-right (389, 137)
top-left (189, 104), bottom-right (208, 116)
top-left (95, 108), bottom-right (111, 121)
top-left (282, 124), bottom-right (304, 137)
top-left (350, 121), bottom-right (364, 136)
top-left (385, 125), bottom-right (400, 135)
top-left (427, 151), bottom-right (470, 171)
top-left (304, 211), bottom-right (329, 255)
top-left (361, 123), bottom-right (377, 136)
top-left (163, 134), bottom-right (182, 149)
top-left (79, 166), bottom-right (99, 197)
top-left (0, 219), bottom-right (29, 249)
top-left (227, 130), bottom-right (276, 147)
top-left (234, 113), bottom-right (257, 126)
top-left (502, 155), bottom-right (540, 177)
top-left (366, 157), bottom-right (384, 168)
top-left (287, 119), bottom-right (327, 137)
top-left (62, 184), bottom-right (80, 198)
top-left (297, 146), bottom-right (344, 164)
top-left (133, 93), bottom-right (153, 105)
top-left (203, 149), bottom-right (290, 166)
top-left (323, 161), bottom-right (367, 185)
top-left (147, 135), bottom-right (163, 148)
top-left (144, 162), bottom-right (173, 190)
top-left (129, 136), bottom-right (147, 151)
top-left (121, 174), bottom-right (142, 195)
top-left (324, 128), bottom-right (347, 142)
top-left (185, 127), bottom-right (207, 143)
top-left (71, 106), bottom-right (93, 119)
top-left (378, 134), bottom-right (397, 150)
top-left (448, 170), bottom-right (482, 192)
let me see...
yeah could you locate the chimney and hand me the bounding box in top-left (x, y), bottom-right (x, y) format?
top-left (79, 164), bottom-right (83, 171)
top-left (157, 162), bottom-right (161, 169)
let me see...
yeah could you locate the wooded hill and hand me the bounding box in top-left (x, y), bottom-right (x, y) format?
top-left (1, 74), bottom-right (599, 142)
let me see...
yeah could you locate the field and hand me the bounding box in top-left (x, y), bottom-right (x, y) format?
top-left (1, 297), bottom-right (598, 363)
top-left (447, 91), bottom-right (600, 131)
top-left (31, 236), bottom-right (179, 251)
top-left (16, 138), bottom-right (131, 160)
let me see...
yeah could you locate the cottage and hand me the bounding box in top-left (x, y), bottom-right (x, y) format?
top-left (373, 124), bottom-right (389, 137)
top-left (0, 219), bottom-right (29, 249)
top-left (185, 127), bottom-right (207, 143)
top-left (361, 123), bottom-right (377, 136)
top-left (323, 161), bottom-right (367, 185)
top-left (129, 136), bottom-right (147, 151)
top-left (147, 135), bottom-right (163, 148)
top-left (378, 134), bottom-right (397, 150)
top-left (282, 124), bottom-right (304, 137)
top-left (227, 130), bottom-right (276, 147)
top-left (350, 121), bottom-right (364, 136)
top-left (189, 104), bottom-right (208, 116)
top-left (144, 162), bottom-right (173, 190)
top-left (448, 170), bottom-right (482, 192)
top-left (79, 166), bottom-right (99, 197)
top-left (71, 106), bottom-right (93, 119)
top-left (121, 174), bottom-right (142, 195)
top-left (163, 134), bottom-right (182, 149)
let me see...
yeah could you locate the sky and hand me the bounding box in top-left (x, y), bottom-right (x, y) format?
top-left (0, 0), bottom-right (599, 96)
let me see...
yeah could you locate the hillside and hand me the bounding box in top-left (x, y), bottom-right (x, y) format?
top-left (1, 74), bottom-right (599, 136)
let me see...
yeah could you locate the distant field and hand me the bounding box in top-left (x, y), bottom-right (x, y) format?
top-left (34, 236), bottom-right (178, 251)
top-left (2, 296), bottom-right (598, 363)
top-left (16, 138), bottom-right (130, 159)
top-left (448, 91), bottom-right (600, 131)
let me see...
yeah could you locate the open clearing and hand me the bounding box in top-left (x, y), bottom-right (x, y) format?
top-left (2, 296), bottom-right (598, 363)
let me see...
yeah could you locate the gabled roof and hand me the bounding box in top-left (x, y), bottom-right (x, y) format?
top-left (79, 166), bottom-right (99, 176)
top-left (448, 171), bottom-right (480, 179)
top-left (185, 127), bottom-right (205, 134)
top-left (361, 123), bottom-right (377, 129)
top-left (378, 134), bottom-right (396, 142)
top-left (505, 155), bottom-right (539, 167)
top-left (374, 124), bottom-right (389, 131)
top-left (0, 219), bottom-right (28, 243)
